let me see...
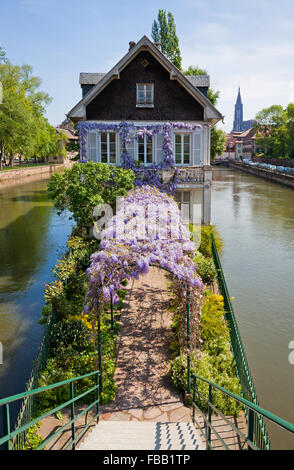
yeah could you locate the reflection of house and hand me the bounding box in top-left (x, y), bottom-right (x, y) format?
top-left (67, 35), bottom-right (223, 224)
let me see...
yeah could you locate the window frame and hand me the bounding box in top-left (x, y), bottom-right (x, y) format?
top-left (173, 132), bottom-right (192, 166)
top-left (137, 134), bottom-right (153, 165)
top-left (100, 131), bottom-right (117, 164)
top-left (136, 83), bottom-right (154, 108)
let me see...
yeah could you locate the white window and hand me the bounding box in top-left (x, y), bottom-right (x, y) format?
top-left (87, 131), bottom-right (98, 161)
top-left (174, 134), bottom-right (191, 165)
top-left (136, 84), bottom-right (154, 107)
top-left (138, 135), bottom-right (153, 164)
top-left (100, 132), bottom-right (116, 164)
top-left (193, 131), bottom-right (202, 166)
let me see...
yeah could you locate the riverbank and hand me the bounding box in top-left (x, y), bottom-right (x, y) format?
top-left (0, 159), bottom-right (74, 185)
top-left (229, 161), bottom-right (294, 188)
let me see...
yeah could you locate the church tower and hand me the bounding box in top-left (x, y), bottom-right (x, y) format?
top-left (232, 87), bottom-right (243, 132)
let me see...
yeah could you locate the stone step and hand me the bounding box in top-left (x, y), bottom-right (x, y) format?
top-left (78, 421), bottom-right (205, 450)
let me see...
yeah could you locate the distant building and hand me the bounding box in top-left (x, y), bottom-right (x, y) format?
top-left (232, 87), bottom-right (255, 132)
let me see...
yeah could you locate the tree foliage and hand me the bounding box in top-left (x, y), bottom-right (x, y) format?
top-left (184, 66), bottom-right (224, 159)
top-left (152, 10), bottom-right (182, 69)
top-left (184, 65), bottom-right (220, 105)
top-left (255, 104), bottom-right (294, 158)
top-left (47, 162), bottom-right (135, 228)
top-left (0, 48), bottom-right (61, 168)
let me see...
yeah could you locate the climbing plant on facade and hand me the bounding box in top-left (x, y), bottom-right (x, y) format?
top-left (77, 121), bottom-right (202, 194)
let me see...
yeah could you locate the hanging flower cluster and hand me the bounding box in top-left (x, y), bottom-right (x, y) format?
top-left (77, 121), bottom-right (202, 193)
top-left (84, 186), bottom-right (203, 312)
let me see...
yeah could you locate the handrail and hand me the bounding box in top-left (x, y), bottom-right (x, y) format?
top-left (191, 373), bottom-right (294, 435)
top-left (0, 370), bottom-right (100, 450)
top-left (211, 234), bottom-right (271, 449)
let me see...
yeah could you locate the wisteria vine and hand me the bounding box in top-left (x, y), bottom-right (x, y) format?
top-left (77, 121), bottom-right (202, 193)
top-left (84, 186), bottom-right (203, 314)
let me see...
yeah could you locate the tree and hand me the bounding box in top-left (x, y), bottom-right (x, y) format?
top-left (0, 46), bottom-right (6, 63)
top-left (210, 127), bottom-right (226, 160)
top-left (47, 162), bottom-right (135, 230)
top-left (184, 66), bottom-right (223, 160)
top-left (0, 51), bottom-right (56, 169)
top-left (255, 105), bottom-right (289, 158)
top-left (152, 10), bottom-right (182, 69)
top-left (184, 66), bottom-right (219, 105)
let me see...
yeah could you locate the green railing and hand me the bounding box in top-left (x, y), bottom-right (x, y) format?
top-left (191, 373), bottom-right (294, 450)
top-left (0, 370), bottom-right (100, 450)
top-left (211, 234), bottom-right (271, 449)
top-left (10, 307), bottom-right (57, 449)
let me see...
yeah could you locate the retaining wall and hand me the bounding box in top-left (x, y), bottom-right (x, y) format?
top-left (229, 161), bottom-right (294, 189)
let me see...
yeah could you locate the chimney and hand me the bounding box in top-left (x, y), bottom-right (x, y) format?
top-left (129, 41), bottom-right (136, 51)
top-left (154, 42), bottom-right (161, 51)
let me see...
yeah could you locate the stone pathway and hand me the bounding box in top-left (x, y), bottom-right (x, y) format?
top-left (103, 267), bottom-right (180, 412)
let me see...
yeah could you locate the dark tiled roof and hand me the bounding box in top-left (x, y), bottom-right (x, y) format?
top-left (79, 72), bottom-right (209, 89)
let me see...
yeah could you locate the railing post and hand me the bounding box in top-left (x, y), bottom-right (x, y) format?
top-left (98, 307), bottom-right (103, 394)
top-left (207, 384), bottom-right (212, 450)
top-left (95, 372), bottom-right (100, 424)
top-left (2, 404), bottom-right (11, 450)
top-left (186, 288), bottom-right (191, 394)
top-left (110, 294), bottom-right (114, 330)
top-left (192, 376), bottom-right (196, 423)
top-left (70, 382), bottom-right (75, 450)
top-left (247, 408), bottom-right (254, 450)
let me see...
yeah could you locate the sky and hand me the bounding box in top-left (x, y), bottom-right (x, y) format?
top-left (1, 0), bottom-right (294, 132)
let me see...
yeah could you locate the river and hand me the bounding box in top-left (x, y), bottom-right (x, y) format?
top-left (212, 168), bottom-right (294, 449)
top-left (0, 176), bottom-right (73, 411)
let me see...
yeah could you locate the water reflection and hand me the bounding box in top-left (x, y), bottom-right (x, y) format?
top-left (212, 168), bottom-right (294, 450)
top-left (0, 178), bottom-right (73, 402)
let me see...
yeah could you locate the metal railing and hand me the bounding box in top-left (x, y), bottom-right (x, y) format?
top-left (133, 166), bottom-right (205, 185)
top-left (211, 234), bottom-right (271, 449)
top-left (10, 307), bottom-right (57, 449)
top-left (191, 373), bottom-right (294, 450)
top-left (0, 370), bottom-right (100, 450)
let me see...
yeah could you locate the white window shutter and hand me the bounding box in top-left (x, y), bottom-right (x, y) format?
top-left (116, 134), bottom-right (120, 165)
top-left (156, 133), bottom-right (164, 164)
top-left (88, 131), bottom-right (98, 162)
top-left (193, 131), bottom-right (202, 166)
top-left (126, 129), bottom-right (137, 160)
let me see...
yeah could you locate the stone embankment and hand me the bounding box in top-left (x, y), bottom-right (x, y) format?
top-left (0, 158), bottom-right (74, 186)
top-left (229, 161), bottom-right (294, 189)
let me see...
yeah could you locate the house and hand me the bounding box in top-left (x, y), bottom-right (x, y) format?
top-left (67, 36), bottom-right (223, 225)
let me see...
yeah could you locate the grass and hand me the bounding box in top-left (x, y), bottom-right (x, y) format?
top-left (0, 162), bottom-right (61, 172)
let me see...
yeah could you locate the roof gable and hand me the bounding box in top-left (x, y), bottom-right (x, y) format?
top-left (68, 35), bottom-right (222, 124)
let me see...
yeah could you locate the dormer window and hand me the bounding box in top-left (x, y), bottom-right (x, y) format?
top-left (136, 84), bottom-right (154, 107)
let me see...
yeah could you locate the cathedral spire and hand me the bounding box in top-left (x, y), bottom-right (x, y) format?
top-left (232, 86), bottom-right (243, 132)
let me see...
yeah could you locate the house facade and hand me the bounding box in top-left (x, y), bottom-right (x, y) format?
top-left (67, 36), bottom-right (223, 225)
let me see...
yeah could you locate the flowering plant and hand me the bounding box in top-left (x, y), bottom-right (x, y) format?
top-left (77, 121), bottom-right (202, 194)
top-left (84, 186), bottom-right (203, 313)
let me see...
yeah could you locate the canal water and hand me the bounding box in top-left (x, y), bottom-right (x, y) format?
top-left (212, 168), bottom-right (294, 450)
top-left (0, 176), bottom-right (73, 411)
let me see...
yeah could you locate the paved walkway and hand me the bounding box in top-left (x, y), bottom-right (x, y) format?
top-left (104, 267), bottom-right (180, 411)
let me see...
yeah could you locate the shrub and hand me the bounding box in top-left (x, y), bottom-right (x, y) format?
top-left (170, 352), bottom-right (242, 416)
top-left (198, 225), bottom-right (223, 258)
top-left (23, 423), bottom-right (44, 450)
top-left (193, 251), bottom-right (217, 284)
top-left (200, 290), bottom-right (229, 350)
top-left (47, 162), bottom-right (135, 228)
top-left (49, 319), bottom-right (92, 357)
